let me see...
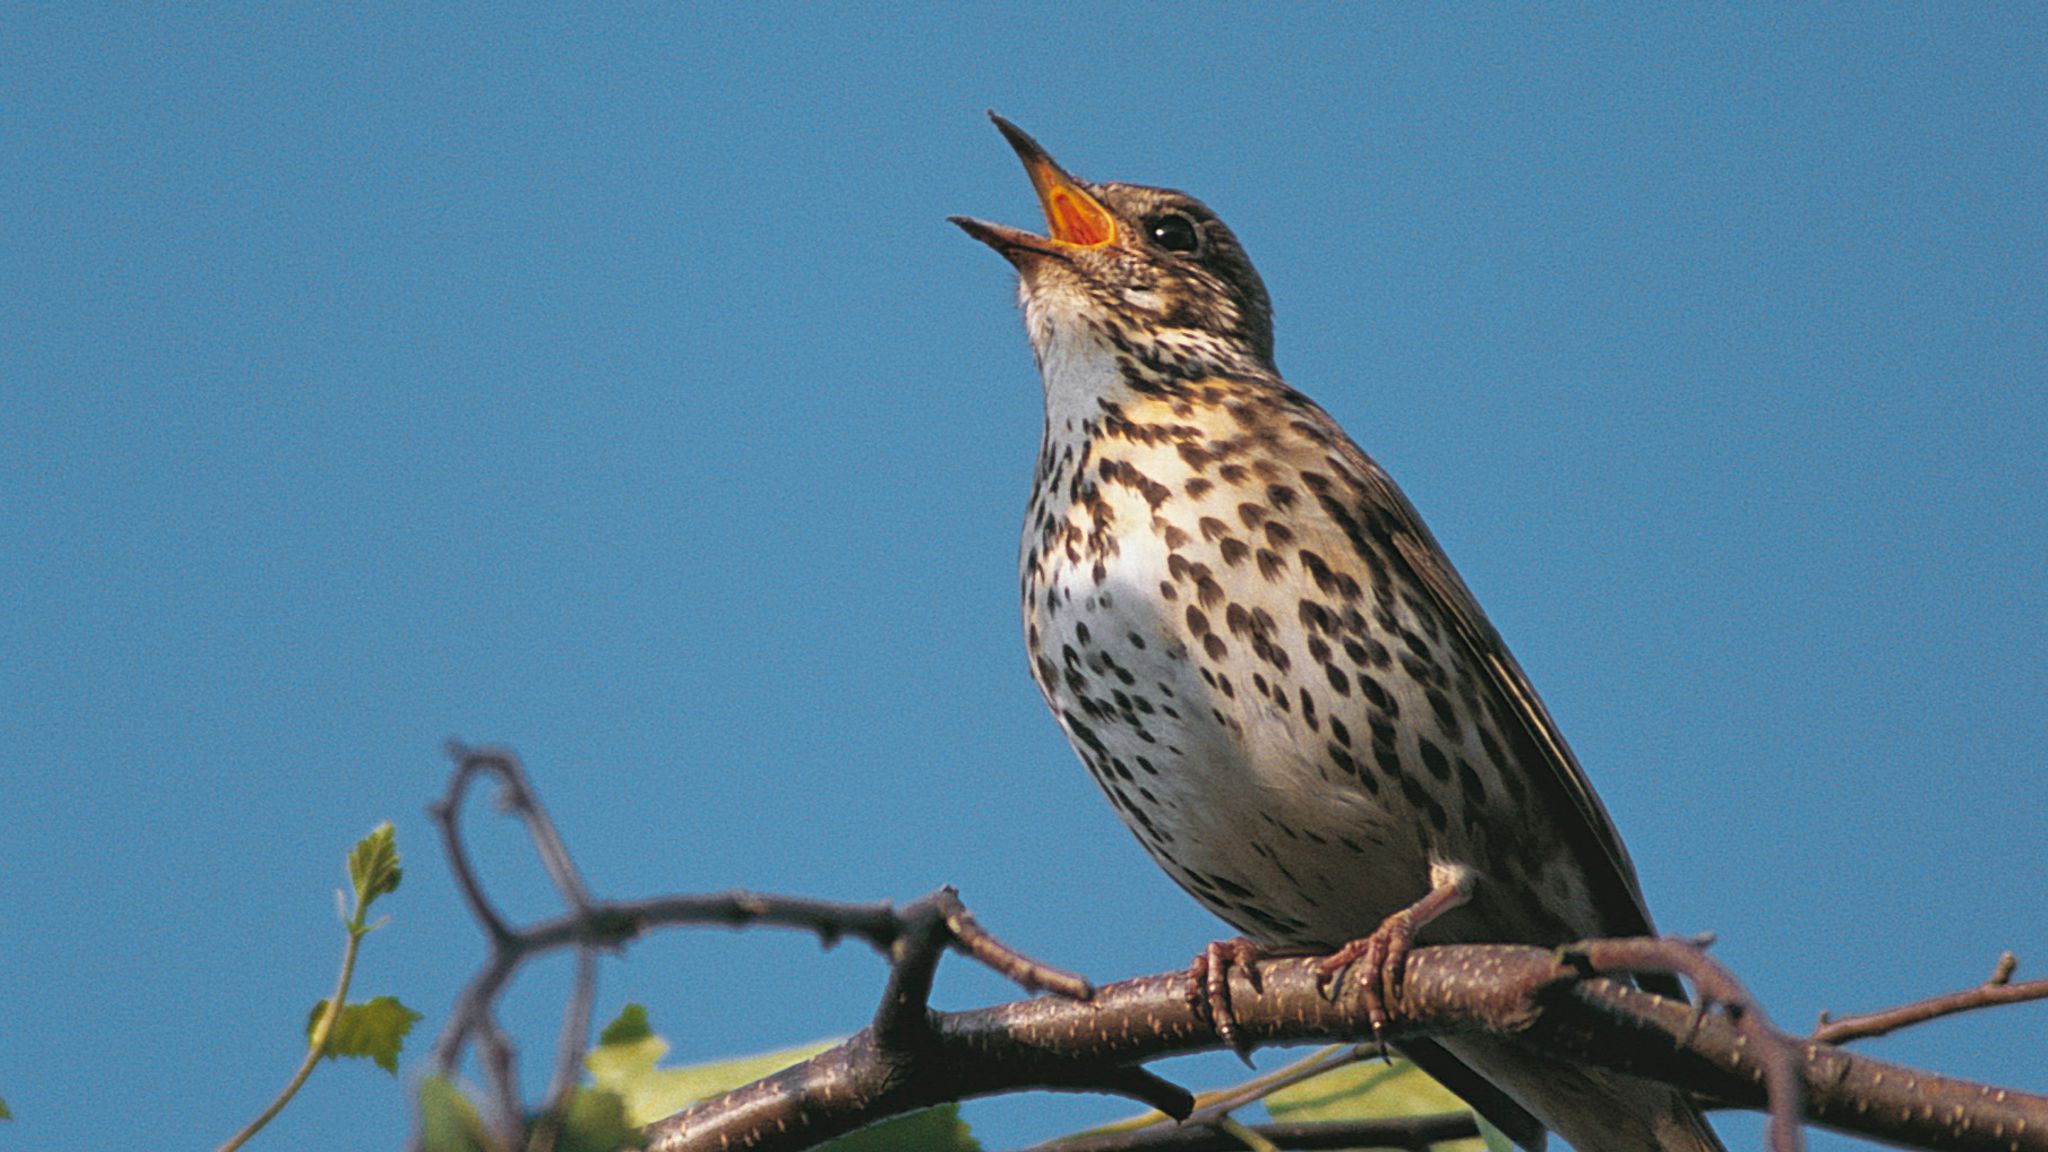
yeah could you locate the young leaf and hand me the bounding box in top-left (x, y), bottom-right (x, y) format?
top-left (307, 995), bottom-right (424, 1074)
top-left (584, 1006), bottom-right (977, 1151)
top-left (596, 1002), bottom-right (653, 1046)
top-left (348, 822), bottom-right (403, 911)
top-left (1265, 1058), bottom-right (1502, 1152)
top-left (586, 1004), bottom-right (838, 1127)
top-left (418, 1075), bottom-right (495, 1152)
top-left (556, 1088), bottom-right (636, 1152)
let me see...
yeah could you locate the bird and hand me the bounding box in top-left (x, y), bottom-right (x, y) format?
top-left (951, 113), bottom-right (1723, 1152)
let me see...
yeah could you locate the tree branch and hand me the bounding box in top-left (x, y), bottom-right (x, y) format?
top-left (645, 946), bottom-right (2048, 1152)
top-left (421, 745), bottom-right (1105, 1145)
top-left (1030, 1114), bottom-right (1481, 1151)
top-left (1816, 951), bottom-right (2048, 1045)
top-left (422, 747), bottom-right (2048, 1152)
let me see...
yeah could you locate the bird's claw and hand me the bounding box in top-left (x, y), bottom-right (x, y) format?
top-left (1315, 911), bottom-right (1418, 1061)
top-left (1185, 937), bottom-right (1264, 1065)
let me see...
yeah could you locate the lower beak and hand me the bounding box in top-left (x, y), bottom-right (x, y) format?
top-left (953, 112), bottom-right (1117, 262)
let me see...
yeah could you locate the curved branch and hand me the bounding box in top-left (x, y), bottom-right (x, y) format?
top-left (423, 745), bottom-right (1101, 1145)
top-left (421, 748), bottom-right (2048, 1152)
top-left (645, 945), bottom-right (2048, 1152)
top-left (1816, 952), bottom-right (2048, 1045)
top-left (1031, 1114), bottom-right (1481, 1151)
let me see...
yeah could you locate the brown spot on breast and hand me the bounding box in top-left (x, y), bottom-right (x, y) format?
top-left (1419, 737), bottom-right (1452, 782)
top-left (1357, 672), bottom-right (1394, 713)
top-left (1185, 477), bottom-right (1213, 498)
top-left (1236, 502), bottom-right (1267, 529)
top-left (1256, 549), bottom-right (1287, 580)
top-left (1427, 689), bottom-right (1461, 741)
top-left (1219, 537), bottom-right (1249, 566)
top-left (1457, 757), bottom-right (1488, 807)
top-left (1298, 599), bottom-right (1335, 633)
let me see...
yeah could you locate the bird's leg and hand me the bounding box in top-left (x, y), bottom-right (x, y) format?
top-left (1315, 863), bottom-right (1476, 1054)
top-left (1184, 936), bottom-right (1267, 1064)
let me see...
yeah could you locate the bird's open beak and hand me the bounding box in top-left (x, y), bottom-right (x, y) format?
top-left (951, 112), bottom-right (1117, 261)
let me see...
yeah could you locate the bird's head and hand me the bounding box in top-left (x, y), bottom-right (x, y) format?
top-left (952, 113), bottom-right (1275, 377)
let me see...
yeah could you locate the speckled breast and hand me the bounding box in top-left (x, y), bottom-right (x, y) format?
top-left (1017, 394), bottom-right (1491, 950)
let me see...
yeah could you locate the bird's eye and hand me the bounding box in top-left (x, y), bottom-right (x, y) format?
top-left (1147, 212), bottom-right (1201, 254)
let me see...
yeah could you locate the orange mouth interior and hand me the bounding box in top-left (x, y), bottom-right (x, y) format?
top-left (1045, 184), bottom-right (1115, 248)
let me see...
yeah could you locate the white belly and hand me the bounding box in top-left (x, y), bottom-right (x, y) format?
top-left (1023, 464), bottom-right (1434, 948)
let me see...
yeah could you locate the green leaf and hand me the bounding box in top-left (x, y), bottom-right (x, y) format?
top-left (556, 1087), bottom-right (636, 1152)
top-left (1266, 1057), bottom-right (1495, 1152)
top-left (596, 1002), bottom-right (652, 1046)
top-left (820, 1105), bottom-right (978, 1152)
top-left (586, 1004), bottom-right (839, 1127)
top-left (1473, 1114), bottom-right (1515, 1152)
top-left (418, 1075), bottom-right (494, 1152)
top-left (308, 994), bottom-right (423, 1074)
top-left (0, 1096), bottom-right (10, 1120)
top-left (581, 1007), bottom-right (978, 1150)
top-left (348, 822), bottom-right (403, 911)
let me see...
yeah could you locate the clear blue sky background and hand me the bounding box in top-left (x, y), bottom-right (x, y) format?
top-left (4, 7), bottom-right (2043, 1150)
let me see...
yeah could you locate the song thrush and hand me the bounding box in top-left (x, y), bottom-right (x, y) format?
top-left (954, 115), bottom-right (1722, 1152)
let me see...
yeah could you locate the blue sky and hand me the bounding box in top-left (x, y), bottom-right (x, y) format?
top-left (3, 7), bottom-right (2043, 1150)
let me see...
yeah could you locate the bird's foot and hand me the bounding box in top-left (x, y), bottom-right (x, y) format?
top-left (1184, 936), bottom-right (1265, 1065)
top-left (1313, 908), bottom-right (1424, 1059)
top-left (1314, 865), bottom-right (1476, 1057)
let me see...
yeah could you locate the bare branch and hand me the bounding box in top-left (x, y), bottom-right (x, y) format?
top-left (645, 947), bottom-right (2048, 1152)
top-left (1816, 952), bottom-right (2048, 1045)
top-left (422, 748), bottom-right (2048, 1152)
top-left (1028, 1114), bottom-right (1480, 1151)
top-left (423, 745), bottom-right (1093, 1144)
top-left (934, 887), bottom-right (1093, 999)
top-left (1558, 935), bottom-right (1803, 1152)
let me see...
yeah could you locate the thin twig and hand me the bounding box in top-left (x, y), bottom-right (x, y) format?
top-left (1027, 1115), bottom-right (1479, 1152)
top-left (1559, 935), bottom-right (1805, 1152)
top-left (651, 943), bottom-right (2048, 1152)
top-left (422, 749), bottom-right (2048, 1152)
top-left (215, 901), bottom-right (371, 1152)
top-left (1043, 1046), bottom-right (1380, 1152)
top-left (1815, 952), bottom-right (2048, 1045)
top-left (935, 887), bottom-right (1093, 998)
top-left (424, 744), bottom-right (1096, 1147)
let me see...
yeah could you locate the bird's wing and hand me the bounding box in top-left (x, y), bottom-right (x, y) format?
top-left (1318, 416), bottom-right (1671, 939)
top-left (1341, 443), bottom-right (1692, 1003)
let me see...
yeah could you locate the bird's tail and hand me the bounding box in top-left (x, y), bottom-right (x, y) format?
top-left (1436, 1035), bottom-right (1725, 1152)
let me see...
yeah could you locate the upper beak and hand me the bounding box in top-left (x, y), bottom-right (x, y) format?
top-left (951, 112), bottom-right (1118, 261)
